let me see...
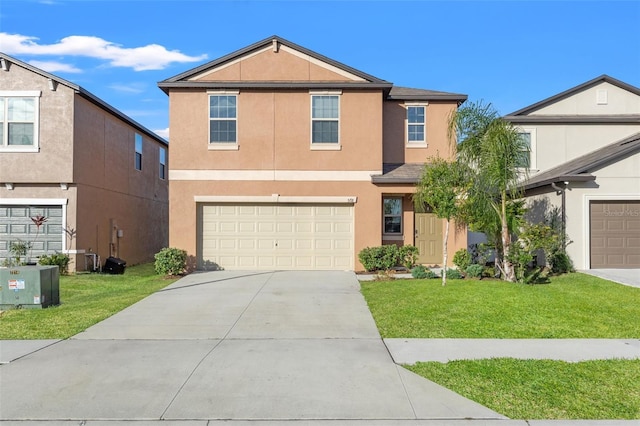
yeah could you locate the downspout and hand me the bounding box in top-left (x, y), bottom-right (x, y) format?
top-left (550, 182), bottom-right (567, 249)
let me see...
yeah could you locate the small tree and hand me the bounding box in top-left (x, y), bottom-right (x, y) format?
top-left (29, 215), bottom-right (48, 261)
top-left (415, 156), bottom-right (469, 286)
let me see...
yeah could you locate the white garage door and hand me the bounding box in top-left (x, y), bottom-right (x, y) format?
top-left (200, 203), bottom-right (354, 270)
top-left (0, 205), bottom-right (64, 264)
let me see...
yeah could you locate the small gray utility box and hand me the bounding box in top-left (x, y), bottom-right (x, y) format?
top-left (0, 266), bottom-right (60, 309)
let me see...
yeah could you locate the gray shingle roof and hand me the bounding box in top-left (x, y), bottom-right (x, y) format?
top-left (371, 163), bottom-right (425, 184)
top-left (387, 86), bottom-right (467, 103)
top-left (523, 132), bottom-right (640, 191)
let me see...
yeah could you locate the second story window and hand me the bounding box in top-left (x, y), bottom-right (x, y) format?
top-left (516, 129), bottom-right (536, 169)
top-left (311, 95), bottom-right (339, 145)
top-left (407, 105), bottom-right (426, 144)
top-left (0, 91), bottom-right (40, 152)
top-left (159, 146), bottom-right (166, 179)
top-left (135, 133), bottom-right (143, 171)
top-left (209, 95), bottom-right (237, 144)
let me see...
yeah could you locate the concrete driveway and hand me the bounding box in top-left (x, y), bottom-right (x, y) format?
top-left (0, 271), bottom-right (504, 422)
top-left (581, 269), bottom-right (640, 288)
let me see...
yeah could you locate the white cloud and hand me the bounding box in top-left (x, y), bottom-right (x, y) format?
top-left (154, 128), bottom-right (170, 139)
top-left (28, 59), bottom-right (82, 73)
top-left (0, 32), bottom-right (208, 71)
top-left (108, 83), bottom-right (145, 94)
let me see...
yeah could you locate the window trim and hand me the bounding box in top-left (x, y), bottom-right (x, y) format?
top-left (516, 127), bottom-right (537, 170)
top-left (159, 146), bottom-right (166, 180)
top-left (0, 91), bottom-right (41, 153)
top-left (383, 197), bottom-right (403, 236)
top-left (405, 102), bottom-right (427, 147)
top-left (134, 133), bottom-right (143, 171)
top-left (208, 90), bottom-right (239, 150)
top-left (310, 91), bottom-right (341, 150)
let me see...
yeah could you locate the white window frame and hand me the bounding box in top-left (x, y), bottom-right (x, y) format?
top-left (159, 146), bottom-right (166, 180)
top-left (383, 197), bottom-right (403, 237)
top-left (134, 133), bottom-right (143, 171)
top-left (517, 127), bottom-right (537, 170)
top-left (208, 90), bottom-right (239, 151)
top-left (0, 91), bottom-right (41, 153)
top-left (405, 102), bottom-right (427, 147)
top-left (310, 90), bottom-right (341, 151)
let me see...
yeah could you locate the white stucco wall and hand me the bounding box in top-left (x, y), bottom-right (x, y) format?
top-left (531, 82), bottom-right (640, 115)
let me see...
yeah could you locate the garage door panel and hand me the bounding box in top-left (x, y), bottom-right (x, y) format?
top-left (590, 201), bottom-right (640, 268)
top-left (0, 205), bottom-right (64, 263)
top-left (200, 203), bottom-right (354, 270)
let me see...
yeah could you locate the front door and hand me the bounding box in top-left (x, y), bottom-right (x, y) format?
top-left (415, 213), bottom-right (443, 265)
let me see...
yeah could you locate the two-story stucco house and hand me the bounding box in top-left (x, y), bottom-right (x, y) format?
top-left (0, 53), bottom-right (169, 272)
top-left (505, 75), bottom-right (640, 270)
top-left (159, 36), bottom-right (467, 271)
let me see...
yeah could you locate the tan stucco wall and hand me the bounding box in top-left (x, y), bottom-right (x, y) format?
top-left (382, 101), bottom-right (457, 164)
top-left (170, 89), bottom-right (382, 171)
top-left (0, 64), bottom-right (74, 183)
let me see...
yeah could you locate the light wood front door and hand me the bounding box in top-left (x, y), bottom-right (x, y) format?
top-left (415, 213), bottom-right (443, 265)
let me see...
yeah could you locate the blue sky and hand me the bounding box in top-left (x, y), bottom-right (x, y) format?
top-left (1, 0), bottom-right (638, 139)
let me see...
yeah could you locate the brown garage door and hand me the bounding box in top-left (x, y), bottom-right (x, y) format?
top-left (590, 201), bottom-right (640, 268)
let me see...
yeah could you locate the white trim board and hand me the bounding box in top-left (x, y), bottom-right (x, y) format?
top-left (195, 195), bottom-right (357, 204)
top-left (170, 170), bottom-right (380, 181)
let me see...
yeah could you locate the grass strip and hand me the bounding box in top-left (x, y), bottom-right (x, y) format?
top-left (407, 358), bottom-right (640, 419)
top-left (361, 273), bottom-right (640, 338)
top-left (0, 263), bottom-right (178, 339)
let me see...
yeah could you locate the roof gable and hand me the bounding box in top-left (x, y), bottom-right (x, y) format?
top-left (506, 75), bottom-right (640, 117)
top-left (158, 35), bottom-right (392, 92)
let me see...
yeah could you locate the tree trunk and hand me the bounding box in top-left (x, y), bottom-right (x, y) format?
top-left (501, 192), bottom-right (515, 282)
top-left (442, 219), bottom-right (450, 286)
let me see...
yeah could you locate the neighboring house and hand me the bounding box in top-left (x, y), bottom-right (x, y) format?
top-left (0, 53), bottom-right (169, 272)
top-left (158, 35), bottom-right (467, 271)
top-left (504, 75), bottom-right (640, 269)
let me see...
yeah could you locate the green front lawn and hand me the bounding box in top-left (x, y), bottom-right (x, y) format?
top-left (0, 263), bottom-right (178, 339)
top-left (361, 273), bottom-right (640, 338)
top-left (407, 359), bottom-right (640, 420)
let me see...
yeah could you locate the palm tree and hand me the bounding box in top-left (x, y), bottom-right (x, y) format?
top-left (448, 101), bottom-right (529, 282)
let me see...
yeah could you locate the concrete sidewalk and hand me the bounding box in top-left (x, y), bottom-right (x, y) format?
top-left (0, 271), bottom-right (504, 422)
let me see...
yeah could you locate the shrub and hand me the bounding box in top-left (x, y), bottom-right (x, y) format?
top-left (9, 240), bottom-right (30, 265)
top-left (39, 252), bottom-right (71, 275)
top-left (453, 248), bottom-right (472, 271)
top-left (549, 251), bottom-right (574, 274)
top-left (154, 247), bottom-right (187, 276)
top-left (411, 265), bottom-right (438, 279)
top-left (358, 245), bottom-right (400, 272)
top-left (398, 245), bottom-right (419, 269)
top-left (445, 268), bottom-right (463, 279)
top-left (465, 263), bottom-right (484, 279)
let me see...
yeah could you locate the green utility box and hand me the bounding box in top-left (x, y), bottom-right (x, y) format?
top-left (0, 266), bottom-right (60, 309)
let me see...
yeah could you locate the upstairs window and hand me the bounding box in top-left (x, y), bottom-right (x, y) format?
top-left (0, 91), bottom-right (40, 152)
top-left (311, 95), bottom-right (339, 145)
top-left (383, 197), bottom-right (403, 235)
top-left (159, 146), bottom-right (166, 179)
top-left (516, 132), bottom-right (531, 168)
top-left (209, 94), bottom-right (237, 144)
top-left (407, 105), bottom-right (426, 145)
top-left (135, 133), bottom-right (143, 171)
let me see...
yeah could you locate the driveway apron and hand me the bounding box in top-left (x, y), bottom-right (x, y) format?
top-left (0, 271), bottom-right (504, 421)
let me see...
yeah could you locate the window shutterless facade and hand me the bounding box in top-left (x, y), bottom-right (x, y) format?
top-left (406, 104), bottom-right (426, 145)
top-left (209, 94), bottom-right (237, 144)
top-left (0, 91), bottom-right (40, 152)
top-left (311, 94), bottom-right (339, 146)
top-left (159, 146), bottom-right (166, 179)
top-left (383, 197), bottom-right (403, 235)
top-left (135, 133), bottom-right (143, 171)
top-left (516, 132), bottom-right (531, 168)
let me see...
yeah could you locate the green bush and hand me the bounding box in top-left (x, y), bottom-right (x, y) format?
top-left (411, 265), bottom-right (438, 279)
top-left (453, 248), bottom-right (472, 271)
top-left (398, 245), bottom-right (419, 269)
top-left (549, 251), bottom-right (574, 274)
top-left (465, 264), bottom-right (484, 279)
top-left (154, 247), bottom-right (187, 276)
top-left (445, 268), bottom-right (463, 279)
top-left (358, 245), bottom-right (400, 272)
top-left (38, 252), bottom-right (71, 275)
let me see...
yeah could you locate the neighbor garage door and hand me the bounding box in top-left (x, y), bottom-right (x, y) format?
top-left (590, 201), bottom-right (640, 268)
top-left (199, 203), bottom-right (354, 270)
top-left (0, 205), bottom-right (63, 264)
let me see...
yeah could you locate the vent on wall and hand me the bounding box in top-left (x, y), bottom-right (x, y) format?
top-left (596, 89), bottom-right (608, 105)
